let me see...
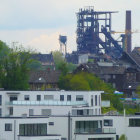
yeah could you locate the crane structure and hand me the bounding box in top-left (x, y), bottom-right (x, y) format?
top-left (111, 30), bottom-right (140, 52)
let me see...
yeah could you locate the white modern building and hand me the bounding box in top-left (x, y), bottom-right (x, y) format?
top-left (0, 90), bottom-right (139, 140)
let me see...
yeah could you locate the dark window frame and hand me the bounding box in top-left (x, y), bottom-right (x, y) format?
top-left (5, 123), bottom-right (12, 131)
top-left (104, 119), bottom-right (113, 126)
top-left (60, 95), bottom-right (64, 101)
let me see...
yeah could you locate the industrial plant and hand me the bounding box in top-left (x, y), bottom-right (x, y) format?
top-left (65, 7), bottom-right (139, 65)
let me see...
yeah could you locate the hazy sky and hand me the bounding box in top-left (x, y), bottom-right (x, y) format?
top-left (0, 0), bottom-right (140, 53)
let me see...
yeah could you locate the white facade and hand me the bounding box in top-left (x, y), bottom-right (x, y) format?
top-left (0, 91), bottom-right (102, 117)
top-left (0, 90), bottom-right (139, 140)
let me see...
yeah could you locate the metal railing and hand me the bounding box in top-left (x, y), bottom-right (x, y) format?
top-left (7, 100), bottom-right (88, 106)
top-left (75, 128), bottom-right (116, 134)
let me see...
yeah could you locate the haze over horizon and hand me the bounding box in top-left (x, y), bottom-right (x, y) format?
top-left (0, 0), bottom-right (140, 53)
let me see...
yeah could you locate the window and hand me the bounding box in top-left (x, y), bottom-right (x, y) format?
top-left (67, 95), bottom-right (71, 101)
top-left (104, 120), bottom-right (113, 126)
top-left (10, 96), bottom-right (17, 102)
top-left (37, 95), bottom-right (41, 101)
top-left (75, 121), bottom-right (101, 133)
top-left (0, 108), bottom-right (2, 116)
top-left (76, 95), bottom-right (83, 101)
top-left (42, 109), bottom-right (51, 116)
top-left (91, 95), bottom-right (93, 106)
top-left (95, 95), bottom-right (97, 106)
top-left (49, 122), bottom-right (54, 125)
top-left (77, 110), bottom-right (83, 115)
top-left (60, 95), bottom-right (64, 101)
top-left (19, 123), bottom-right (47, 136)
top-left (24, 95), bottom-right (30, 101)
top-left (5, 123), bottom-right (12, 131)
top-left (129, 119), bottom-right (140, 127)
top-left (0, 95), bottom-right (2, 105)
top-left (29, 109), bottom-right (34, 116)
top-left (9, 107), bottom-right (13, 115)
top-left (44, 95), bottom-right (54, 100)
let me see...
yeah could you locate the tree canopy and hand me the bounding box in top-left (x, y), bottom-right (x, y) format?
top-left (0, 41), bottom-right (34, 90)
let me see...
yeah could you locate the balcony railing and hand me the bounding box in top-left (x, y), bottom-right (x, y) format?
top-left (75, 128), bottom-right (116, 134)
top-left (7, 100), bottom-right (88, 106)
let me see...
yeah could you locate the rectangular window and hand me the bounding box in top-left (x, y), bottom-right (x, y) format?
top-left (29, 109), bottom-right (34, 116)
top-left (24, 95), bottom-right (30, 101)
top-left (95, 95), bottom-right (97, 106)
top-left (67, 95), bottom-right (71, 101)
top-left (129, 119), bottom-right (140, 127)
top-left (42, 109), bottom-right (51, 116)
top-left (77, 110), bottom-right (83, 115)
top-left (0, 108), bottom-right (2, 116)
top-left (5, 123), bottom-right (12, 131)
top-left (104, 120), bottom-right (113, 126)
top-left (49, 122), bottom-right (54, 125)
top-left (76, 95), bottom-right (83, 101)
top-left (44, 95), bottom-right (54, 100)
top-left (9, 107), bottom-right (13, 115)
top-left (19, 123), bottom-right (47, 136)
top-left (0, 95), bottom-right (2, 105)
top-left (37, 95), bottom-right (41, 101)
top-left (60, 95), bottom-right (64, 101)
top-left (10, 96), bottom-right (17, 102)
top-left (75, 121), bottom-right (100, 133)
top-left (91, 95), bottom-right (93, 106)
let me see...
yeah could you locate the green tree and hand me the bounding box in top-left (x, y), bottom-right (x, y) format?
top-left (0, 41), bottom-right (34, 90)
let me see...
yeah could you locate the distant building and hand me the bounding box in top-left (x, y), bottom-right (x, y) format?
top-left (31, 53), bottom-right (55, 70)
top-left (74, 63), bottom-right (140, 97)
top-left (29, 70), bottom-right (61, 90)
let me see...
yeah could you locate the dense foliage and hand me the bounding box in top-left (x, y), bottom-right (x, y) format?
top-left (58, 71), bottom-right (123, 112)
top-left (0, 41), bottom-right (34, 90)
top-left (52, 51), bottom-right (76, 73)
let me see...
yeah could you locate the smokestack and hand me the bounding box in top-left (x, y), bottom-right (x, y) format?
top-left (125, 10), bottom-right (132, 53)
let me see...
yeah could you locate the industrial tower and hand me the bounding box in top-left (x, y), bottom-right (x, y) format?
top-left (76, 6), bottom-right (123, 59)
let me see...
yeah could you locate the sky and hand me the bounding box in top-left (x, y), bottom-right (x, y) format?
top-left (0, 0), bottom-right (140, 53)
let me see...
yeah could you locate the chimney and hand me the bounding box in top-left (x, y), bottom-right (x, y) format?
top-left (125, 10), bottom-right (132, 53)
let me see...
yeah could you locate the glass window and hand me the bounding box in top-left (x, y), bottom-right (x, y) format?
top-left (129, 119), bottom-right (140, 127)
top-left (0, 95), bottom-right (2, 105)
top-left (104, 120), bottom-right (113, 126)
top-left (75, 121), bottom-right (99, 133)
top-left (67, 95), bottom-right (71, 101)
top-left (91, 95), bottom-right (93, 106)
top-left (60, 95), bottom-right (64, 101)
top-left (76, 95), bottom-right (83, 101)
top-left (37, 95), bottom-right (41, 101)
top-left (77, 110), bottom-right (83, 115)
top-left (0, 108), bottom-right (2, 116)
top-left (19, 123), bottom-right (47, 136)
top-left (24, 95), bottom-right (30, 101)
top-left (9, 107), bottom-right (13, 115)
top-left (10, 96), bottom-right (17, 102)
top-left (95, 95), bottom-right (97, 106)
top-left (49, 122), bottom-right (54, 125)
top-left (5, 123), bottom-right (12, 131)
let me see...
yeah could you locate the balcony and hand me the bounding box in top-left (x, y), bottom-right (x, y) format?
top-left (18, 134), bottom-right (61, 140)
top-left (7, 100), bottom-right (88, 106)
top-left (75, 128), bottom-right (116, 134)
